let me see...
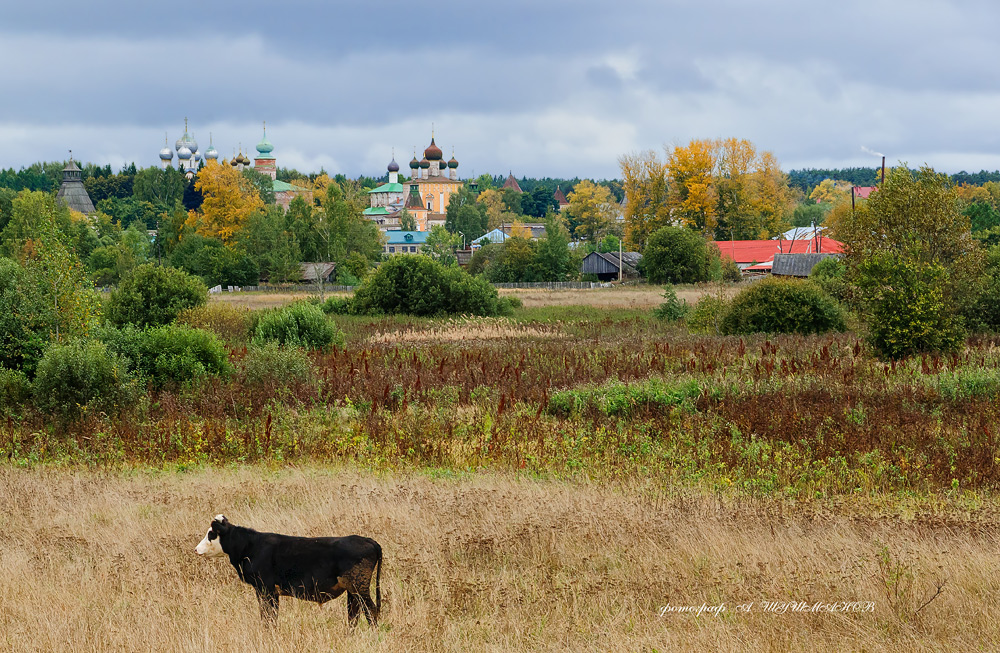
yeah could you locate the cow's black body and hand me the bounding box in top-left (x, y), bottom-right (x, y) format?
top-left (200, 516), bottom-right (381, 625)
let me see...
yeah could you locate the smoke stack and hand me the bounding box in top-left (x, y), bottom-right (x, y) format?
top-left (881, 156), bottom-right (885, 184)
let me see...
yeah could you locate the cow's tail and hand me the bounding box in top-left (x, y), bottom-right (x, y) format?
top-left (374, 543), bottom-right (382, 622)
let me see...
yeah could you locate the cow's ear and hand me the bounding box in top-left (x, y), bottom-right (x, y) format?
top-left (212, 514), bottom-right (230, 533)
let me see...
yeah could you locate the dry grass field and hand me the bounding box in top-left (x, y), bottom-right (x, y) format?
top-left (208, 284), bottom-right (736, 311)
top-left (1, 466), bottom-right (998, 652)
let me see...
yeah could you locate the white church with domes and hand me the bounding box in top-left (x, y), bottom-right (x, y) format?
top-left (158, 119), bottom-right (309, 210)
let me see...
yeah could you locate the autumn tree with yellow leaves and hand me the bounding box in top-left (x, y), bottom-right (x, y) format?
top-left (618, 150), bottom-right (669, 250)
top-left (566, 179), bottom-right (616, 243)
top-left (187, 162), bottom-right (263, 244)
top-left (665, 139), bottom-right (717, 234)
top-left (620, 138), bottom-right (794, 245)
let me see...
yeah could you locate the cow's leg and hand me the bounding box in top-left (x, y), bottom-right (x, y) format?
top-left (358, 590), bottom-right (378, 627)
top-left (256, 588), bottom-right (279, 623)
top-left (346, 592), bottom-right (361, 626)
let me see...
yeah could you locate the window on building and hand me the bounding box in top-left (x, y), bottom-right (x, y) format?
top-left (389, 247), bottom-right (395, 253)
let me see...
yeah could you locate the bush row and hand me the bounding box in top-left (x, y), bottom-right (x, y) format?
top-left (657, 277), bottom-right (848, 336)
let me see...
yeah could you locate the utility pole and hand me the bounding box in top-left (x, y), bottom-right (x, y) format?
top-left (618, 238), bottom-right (623, 282)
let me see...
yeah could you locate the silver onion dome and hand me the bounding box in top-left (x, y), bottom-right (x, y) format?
top-left (159, 146), bottom-right (173, 161)
top-left (177, 145), bottom-right (192, 161)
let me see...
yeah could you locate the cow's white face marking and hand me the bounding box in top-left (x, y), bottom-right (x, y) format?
top-left (214, 514), bottom-right (226, 523)
top-left (195, 528), bottom-right (225, 557)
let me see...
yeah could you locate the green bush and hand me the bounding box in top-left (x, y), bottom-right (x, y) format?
top-left (686, 294), bottom-right (731, 334)
top-left (0, 366), bottom-right (31, 416)
top-left (859, 254), bottom-right (964, 360)
top-left (0, 257), bottom-right (57, 375)
top-left (504, 295), bottom-right (524, 310)
top-left (136, 324), bottom-right (232, 389)
top-left (965, 245), bottom-right (1000, 333)
top-left (320, 295), bottom-right (355, 315)
top-left (809, 256), bottom-right (848, 301)
top-left (240, 341), bottom-right (313, 388)
top-left (99, 324), bottom-right (231, 389)
top-left (93, 324), bottom-right (146, 375)
top-left (353, 255), bottom-right (508, 317)
top-left (720, 277), bottom-right (847, 336)
top-left (641, 226), bottom-right (712, 284)
top-left (106, 263), bottom-right (207, 328)
top-left (32, 340), bottom-right (138, 418)
top-left (653, 285), bottom-right (689, 321)
top-left (252, 302), bottom-right (344, 350)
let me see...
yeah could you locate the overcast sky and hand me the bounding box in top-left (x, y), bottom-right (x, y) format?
top-left (3, 0), bottom-right (999, 179)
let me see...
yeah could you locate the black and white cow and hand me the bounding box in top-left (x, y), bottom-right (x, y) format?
top-left (195, 514), bottom-right (382, 626)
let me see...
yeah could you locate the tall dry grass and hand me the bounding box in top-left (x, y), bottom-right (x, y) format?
top-left (0, 466), bottom-right (997, 652)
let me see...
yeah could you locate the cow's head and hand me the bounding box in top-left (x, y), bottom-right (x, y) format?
top-left (195, 514), bottom-right (231, 557)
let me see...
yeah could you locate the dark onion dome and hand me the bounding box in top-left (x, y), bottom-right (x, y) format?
top-left (409, 156), bottom-right (419, 169)
top-left (387, 158), bottom-right (400, 172)
top-left (230, 157), bottom-right (239, 167)
top-left (423, 137), bottom-right (443, 161)
top-left (448, 155), bottom-right (458, 169)
top-left (419, 158), bottom-right (430, 169)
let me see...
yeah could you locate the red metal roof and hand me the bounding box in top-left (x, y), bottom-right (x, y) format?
top-left (853, 186), bottom-right (876, 199)
top-left (713, 238), bottom-right (843, 264)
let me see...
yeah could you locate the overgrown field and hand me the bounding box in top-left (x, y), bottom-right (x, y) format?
top-left (5, 305), bottom-right (1000, 496)
top-left (1, 467), bottom-right (997, 652)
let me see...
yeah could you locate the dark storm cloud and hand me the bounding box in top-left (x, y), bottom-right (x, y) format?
top-left (4, 0), bottom-right (1000, 176)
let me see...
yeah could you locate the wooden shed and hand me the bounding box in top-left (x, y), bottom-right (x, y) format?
top-left (771, 253), bottom-right (838, 278)
top-left (580, 251), bottom-right (642, 281)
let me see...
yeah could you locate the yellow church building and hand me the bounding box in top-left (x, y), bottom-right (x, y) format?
top-left (364, 133), bottom-right (462, 232)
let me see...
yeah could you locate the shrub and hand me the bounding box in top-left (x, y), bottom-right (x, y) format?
top-left (32, 340), bottom-right (138, 418)
top-left (965, 244), bottom-right (1000, 333)
top-left (504, 295), bottom-right (524, 310)
top-left (240, 341), bottom-right (313, 388)
top-left (809, 256), bottom-right (848, 301)
top-left (859, 255), bottom-right (963, 360)
top-left (93, 324), bottom-right (146, 375)
top-left (252, 302), bottom-right (344, 350)
top-left (641, 226), bottom-right (712, 284)
top-left (177, 303), bottom-right (253, 345)
top-left (653, 285), bottom-right (689, 321)
top-left (720, 277), bottom-right (847, 336)
top-left (320, 295), bottom-right (355, 315)
top-left (0, 366), bottom-right (31, 415)
top-left (686, 294), bottom-right (730, 334)
top-left (136, 324), bottom-right (232, 389)
top-left (105, 263), bottom-right (207, 328)
top-left (0, 257), bottom-right (56, 375)
top-left (353, 255), bottom-right (508, 317)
